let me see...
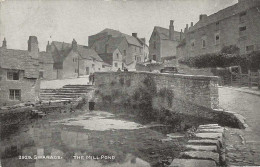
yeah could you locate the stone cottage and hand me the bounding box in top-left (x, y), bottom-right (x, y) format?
top-left (149, 20), bottom-right (182, 64)
top-left (49, 39), bottom-right (105, 79)
top-left (0, 36), bottom-right (40, 106)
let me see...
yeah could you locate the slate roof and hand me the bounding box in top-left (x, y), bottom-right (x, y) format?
top-left (100, 28), bottom-right (143, 47)
top-left (154, 26), bottom-right (181, 41)
top-left (51, 41), bottom-right (103, 69)
top-left (189, 1), bottom-right (260, 32)
top-left (0, 48), bottom-right (39, 78)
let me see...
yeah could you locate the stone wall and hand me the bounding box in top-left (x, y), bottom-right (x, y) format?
top-left (94, 71), bottom-right (219, 110)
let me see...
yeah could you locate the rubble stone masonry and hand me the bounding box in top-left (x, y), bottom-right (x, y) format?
top-left (94, 71), bottom-right (219, 110)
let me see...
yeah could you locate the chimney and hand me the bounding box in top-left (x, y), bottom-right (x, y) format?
top-left (191, 22), bottom-right (193, 27)
top-left (46, 41), bottom-right (51, 53)
top-left (180, 29), bottom-right (183, 41)
top-left (28, 36), bottom-right (39, 59)
top-left (140, 38), bottom-right (146, 44)
top-left (72, 39), bottom-right (77, 51)
top-left (199, 14), bottom-right (207, 21)
top-left (169, 20), bottom-right (175, 41)
top-left (184, 24), bottom-right (189, 34)
top-left (2, 38), bottom-right (6, 48)
top-left (132, 33), bottom-right (137, 38)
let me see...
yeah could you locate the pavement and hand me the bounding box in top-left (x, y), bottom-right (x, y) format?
top-left (219, 86), bottom-right (260, 166)
top-left (40, 76), bottom-right (90, 89)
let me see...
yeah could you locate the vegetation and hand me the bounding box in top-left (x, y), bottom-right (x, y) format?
top-left (179, 45), bottom-right (260, 72)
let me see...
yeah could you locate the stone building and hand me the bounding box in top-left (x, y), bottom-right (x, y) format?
top-left (0, 36), bottom-right (40, 106)
top-left (177, 0), bottom-right (260, 58)
top-left (48, 39), bottom-right (104, 79)
top-left (149, 20), bottom-right (182, 64)
top-left (39, 42), bottom-right (55, 80)
top-left (89, 28), bottom-right (148, 71)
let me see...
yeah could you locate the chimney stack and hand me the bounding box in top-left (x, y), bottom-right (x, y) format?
top-left (184, 24), bottom-right (189, 34)
top-left (132, 33), bottom-right (137, 38)
top-left (180, 29), bottom-right (183, 41)
top-left (72, 39), bottom-right (77, 51)
top-left (191, 22), bottom-right (194, 27)
top-left (169, 20), bottom-right (175, 41)
top-left (46, 41), bottom-right (51, 53)
top-left (2, 38), bottom-right (6, 48)
top-left (199, 14), bottom-right (207, 21)
top-left (28, 36), bottom-right (39, 59)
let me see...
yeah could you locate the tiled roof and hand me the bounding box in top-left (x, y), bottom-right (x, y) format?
top-left (99, 28), bottom-right (143, 47)
top-left (39, 51), bottom-right (54, 64)
top-left (154, 26), bottom-right (181, 41)
top-left (51, 41), bottom-right (103, 69)
top-left (0, 48), bottom-right (39, 78)
top-left (77, 45), bottom-right (103, 62)
top-left (189, 1), bottom-right (260, 32)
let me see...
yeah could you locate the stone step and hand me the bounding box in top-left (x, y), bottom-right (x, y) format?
top-left (180, 151), bottom-right (219, 165)
top-left (188, 139), bottom-right (222, 149)
top-left (185, 145), bottom-right (218, 152)
top-left (198, 124), bottom-right (221, 129)
top-left (196, 127), bottom-right (224, 133)
top-left (195, 132), bottom-right (223, 140)
top-left (169, 158), bottom-right (217, 167)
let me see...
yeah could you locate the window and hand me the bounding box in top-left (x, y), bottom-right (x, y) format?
top-left (39, 71), bottom-right (43, 78)
top-left (114, 62), bottom-right (118, 67)
top-left (9, 89), bottom-right (21, 101)
top-left (246, 45), bottom-right (254, 52)
top-left (154, 42), bottom-right (156, 49)
top-left (216, 21), bottom-right (220, 30)
top-left (190, 40), bottom-right (195, 50)
top-left (153, 55), bottom-right (156, 61)
top-left (98, 68), bottom-right (100, 71)
top-left (239, 26), bottom-right (247, 36)
top-left (116, 53), bottom-right (119, 59)
top-left (135, 47), bottom-right (137, 51)
top-left (102, 65), bottom-right (105, 68)
top-left (239, 26), bottom-right (246, 31)
top-left (139, 48), bottom-right (141, 53)
top-left (202, 39), bottom-right (206, 48)
top-left (7, 71), bottom-right (19, 80)
top-left (92, 64), bottom-right (95, 68)
top-left (240, 11), bottom-right (247, 22)
top-left (215, 34), bottom-right (220, 45)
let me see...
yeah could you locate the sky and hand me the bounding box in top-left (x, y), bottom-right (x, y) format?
top-left (0, 0), bottom-right (238, 51)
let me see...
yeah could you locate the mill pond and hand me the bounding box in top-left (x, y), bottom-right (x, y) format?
top-left (0, 109), bottom-right (215, 167)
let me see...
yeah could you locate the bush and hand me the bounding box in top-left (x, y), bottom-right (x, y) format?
top-left (178, 45), bottom-right (260, 72)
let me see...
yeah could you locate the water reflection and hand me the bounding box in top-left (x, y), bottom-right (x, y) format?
top-left (0, 113), bottom-right (151, 167)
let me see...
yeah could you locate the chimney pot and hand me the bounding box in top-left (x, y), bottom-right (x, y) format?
top-left (132, 33), bottom-right (137, 38)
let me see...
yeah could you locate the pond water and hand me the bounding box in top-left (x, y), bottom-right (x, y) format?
top-left (53, 111), bottom-right (145, 131)
top-left (1, 111), bottom-right (187, 167)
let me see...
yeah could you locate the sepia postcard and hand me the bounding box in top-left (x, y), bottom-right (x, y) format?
top-left (0, 0), bottom-right (260, 166)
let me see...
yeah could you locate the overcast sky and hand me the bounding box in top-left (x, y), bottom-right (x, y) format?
top-left (0, 0), bottom-right (237, 51)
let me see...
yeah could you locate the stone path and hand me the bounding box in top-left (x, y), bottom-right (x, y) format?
top-left (169, 124), bottom-right (226, 167)
top-left (219, 87), bottom-right (260, 166)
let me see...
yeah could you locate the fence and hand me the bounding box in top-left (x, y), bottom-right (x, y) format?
top-left (212, 66), bottom-right (260, 89)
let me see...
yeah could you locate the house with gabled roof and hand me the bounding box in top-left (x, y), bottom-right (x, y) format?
top-left (149, 20), bottom-right (182, 65)
top-left (47, 39), bottom-right (105, 79)
top-left (89, 28), bottom-right (148, 71)
top-left (0, 36), bottom-right (40, 106)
